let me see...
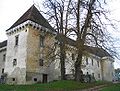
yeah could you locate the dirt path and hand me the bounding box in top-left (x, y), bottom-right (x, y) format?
top-left (79, 82), bottom-right (120, 91)
top-left (73, 84), bottom-right (107, 91)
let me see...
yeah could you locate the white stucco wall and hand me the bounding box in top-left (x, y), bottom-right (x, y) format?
top-left (82, 55), bottom-right (102, 81)
top-left (54, 46), bottom-right (103, 81)
top-left (5, 28), bottom-right (28, 84)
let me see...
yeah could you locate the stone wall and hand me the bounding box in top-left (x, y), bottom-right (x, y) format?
top-left (26, 26), bottom-right (56, 83)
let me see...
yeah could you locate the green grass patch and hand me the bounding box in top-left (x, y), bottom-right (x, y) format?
top-left (0, 80), bottom-right (110, 91)
top-left (100, 83), bottom-right (120, 91)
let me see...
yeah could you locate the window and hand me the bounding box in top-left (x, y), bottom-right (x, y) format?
top-left (40, 36), bottom-right (45, 47)
top-left (72, 53), bottom-right (75, 60)
top-left (25, 29), bottom-right (27, 32)
top-left (3, 54), bottom-right (6, 61)
top-left (71, 69), bottom-right (75, 74)
top-left (92, 73), bottom-right (94, 77)
top-left (98, 74), bottom-right (100, 78)
top-left (2, 68), bottom-right (4, 73)
top-left (91, 59), bottom-right (93, 66)
top-left (86, 57), bottom-right (88, 65)
top-left (15, 35), bottom-right (19, 46)
top-left (39, 59), bottom-right (44, 66)
top-left (97, 61), bottom-right (99, 67)
top-left (13, 59), bottom-right (17, 66)
top-left (34, 78), bottom-right (37, 82)
top-left (12, 78), bottom-right (16, 81)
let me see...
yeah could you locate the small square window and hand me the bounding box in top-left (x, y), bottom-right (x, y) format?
top-left (34, 78), bottom-right (37, 82)
top-left (13, 59), bottom-right (17, 66)
top-left (12, 78), bottom-right (16, 81)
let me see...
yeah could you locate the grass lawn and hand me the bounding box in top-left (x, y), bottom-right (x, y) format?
top-left (0, 80), bottom-right (110, 91)
top-left (100, 83), bottom-right (120, 91)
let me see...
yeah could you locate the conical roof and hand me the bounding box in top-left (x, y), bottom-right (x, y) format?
top-left (7, 5), bottom-right (54, 31)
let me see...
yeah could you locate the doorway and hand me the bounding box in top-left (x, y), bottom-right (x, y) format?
top-left (42, 74), bottom-right (47, 83)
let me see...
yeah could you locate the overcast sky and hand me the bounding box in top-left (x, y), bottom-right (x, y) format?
top-left (0, 0), bottom-right (120, 69)
top-left (0, 0), bottom-right (42, 42)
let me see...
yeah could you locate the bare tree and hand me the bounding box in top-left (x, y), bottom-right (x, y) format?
top-left (42, 0), bottom-right (73, 80)
top-left (40, 0), bottom-right (117, 82)
top-left (69, 0), bottom-right (118, 81)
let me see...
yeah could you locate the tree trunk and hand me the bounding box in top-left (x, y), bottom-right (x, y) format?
top-left (74, 49), bottom-right (83, 82)
top-left (74, 39), bottom-right (84, 82)
top-left (60, 42), bottom-right (66, 80)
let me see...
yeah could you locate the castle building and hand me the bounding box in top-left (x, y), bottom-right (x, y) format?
top-left (0, 5), bottom-right (115, 84)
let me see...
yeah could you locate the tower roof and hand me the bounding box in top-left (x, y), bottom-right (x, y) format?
top-left (7, 5), bottom-right (54, 31)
